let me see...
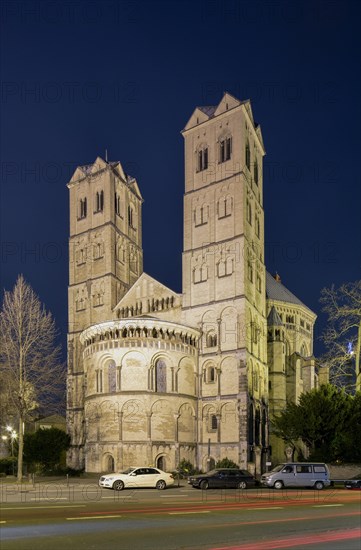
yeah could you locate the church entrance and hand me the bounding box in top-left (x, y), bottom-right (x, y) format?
top-left (157, 456), bottom-right (166, 471)
top-left (107, 455), bottom-right (115, 473)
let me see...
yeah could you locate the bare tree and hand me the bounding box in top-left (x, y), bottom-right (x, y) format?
top-left (0, 275), bottom-right (65, 481)
top-left (320, 280), bottom-right (361, 393)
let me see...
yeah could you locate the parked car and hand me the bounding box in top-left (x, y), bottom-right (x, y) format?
top-left (344, 478), bottom-right (361, 490)
top-left (99, 467), bottom-right (174, 491)
top-left (261, 463), bottom-right (331, 490)
top-left (188, 468), bottom-right (257, 490)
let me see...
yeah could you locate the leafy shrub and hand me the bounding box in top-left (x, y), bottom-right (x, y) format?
top-left (175, 459), bottom-right (202, 477)
top-left (215, 457), bottom-right (239, 469)
top-left (0, 457), bottom-right (17, 475)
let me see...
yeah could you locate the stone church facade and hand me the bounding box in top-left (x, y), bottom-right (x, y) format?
top-left (67, 92), bottom-right (326, 475)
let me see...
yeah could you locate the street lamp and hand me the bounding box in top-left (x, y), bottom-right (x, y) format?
top-left (6, 426), bottom-right (17, 475)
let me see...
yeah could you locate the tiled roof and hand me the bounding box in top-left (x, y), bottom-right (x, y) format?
top-left (197, 105), bottom-right (217, 117)
top-left (266, 271), bottom-right (310, 310)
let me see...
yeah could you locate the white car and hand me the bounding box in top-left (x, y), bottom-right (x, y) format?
top-left (99, 467), bottom-right (175, 491)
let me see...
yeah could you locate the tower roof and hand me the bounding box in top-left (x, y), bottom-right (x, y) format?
top-left (182, 92), bottom-right (265, 153)
top-left (266, 271), bottom-right (314, 313)
top-left (267, 306), bottom-right (284, 326)
top-left (197, 105), bottom-right (217, 117)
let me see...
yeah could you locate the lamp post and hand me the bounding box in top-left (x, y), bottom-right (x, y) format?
top-left (6, 426), bottom-right (18, 475)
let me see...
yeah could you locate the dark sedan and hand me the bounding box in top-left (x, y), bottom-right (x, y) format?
top-left (344, 479), bottom-right (361, 490)
top-left (188, 468), bottom-right (257, 490)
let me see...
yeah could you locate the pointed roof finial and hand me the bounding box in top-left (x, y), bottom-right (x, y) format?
top-left (105, 149), bottom-right (108, 162)
top-left (274, 272), bottom-right (281, 283)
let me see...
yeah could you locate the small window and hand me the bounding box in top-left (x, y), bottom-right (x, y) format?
top-left (195, 205), bottom-right (208, 226)
top-left (95, 190), bottom-right (104, 213)
top-left (79, 198), bottom-right (87, 219)
top-left (115, 193), bottom-right (121, 216)
top-left (248, 262), bottom-right (253, 283)
top-left (204, 365), bottom-right (217, 383)
top-left (194, 264), bottom-right (208, 284)
top-left (255, 216), bottom-right (260, 238)
top-left (197, 147), bottom-right (208, 172)
top-left (96, 369), bottom-right (103, 393)
top-left (128, 206), bottom-right (135, 228)
top-left (256, 275), bottom-right (262, 293)
top-left (254, 159), bottom-right (259, 185)
top-left (206, 332), bottom-right (217, 348)
top-left (245, 141), bottom-right (251, 170)
top-left (218, 195), bottom-right (233, 219)
top-left (219, 136), bottom-right (232, 163)
top-left (211, 415), bottom-right (218, 430)
top-left (246, 200), bottom-right (252, 225)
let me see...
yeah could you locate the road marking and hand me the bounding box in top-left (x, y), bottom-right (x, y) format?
top-left (246, 507), bottom-right (284, 510)
top-left (168, 511), bottom-right (211, 515)
top-left (2, 505), bottom-right (86, 510)
top-left (313, 504), bottom-right (344, 507)
top-left (161, 495), bottom-right (187, 497)
top-left (66, 515), bottom-right (122, 520)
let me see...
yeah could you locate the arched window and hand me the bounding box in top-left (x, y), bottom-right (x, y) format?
top-left (108, 361), bottom-right (116, 392)
top-left (245, 140), bottom-right (251, 170)
top-left (206, 332), bottom-right (217, 348)
top-left (95, 190), bottom-right (104, 212)
top-left (255, 216), bottom-right (260, 238)
top-left (246, 200), bottom-right (252, 224)
top-left (248, 261), bottom-right (253, 283)
top-left (114, 192), bottom-right (121, 215)
top-left (128, 206), bottom-right (134, 228)
top-left (155, 359), bottom-right (167, 393)
top-left (255, 408), bottom-right (260, 446)
top-left (96, 369), bottom-right (103, 393)
top-left (261, 408), bottom-right (267, 447)
top-left (79, 198), bottom-right (87, 219)
top-left (253, 369), bottom-right (259, 392)
top-left (204, 365), bottom-right (217, 383)
top-left (195, 204), bottom-right (208, 226)
top-left (219, 136), bottom-right (232, 163)
top-left (194, 264), bottom-right (208, 284)
top-left (218, 195), bottom-right (233, 219)
top-left (211, 414), bottom-right (218, 430)
top-left (254, 159), bottom-right (258, 184)
top-left (248, 405), bottom-right (254, 446)
top-left (197, 147), bottom-right (208, 172)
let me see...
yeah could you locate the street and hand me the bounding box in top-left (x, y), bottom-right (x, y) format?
top-left (1, 480), bottom-right (360, 549)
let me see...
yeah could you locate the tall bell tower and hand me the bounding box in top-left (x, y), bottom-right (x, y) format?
top-left (66, 157), bottom-right (143, 468)
top-left (181, 93), bottom-right (268, 473)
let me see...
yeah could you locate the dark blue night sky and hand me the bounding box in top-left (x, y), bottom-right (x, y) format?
top-left (1, 0), bottom-right (360, 357)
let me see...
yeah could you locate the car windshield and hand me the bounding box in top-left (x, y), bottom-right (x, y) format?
top-left (270, 464), bottom-right (285, 473)
top-left (121, 468), bottom-right (136, 475)
top-left (205, 470), bottom-right (219, 476)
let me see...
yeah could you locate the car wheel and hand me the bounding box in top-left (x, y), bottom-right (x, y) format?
top-left (314, 481), bottom-right (324, 490)
top-left (238, 481), bottom-right (247, 490)
top-left (200, 480), bottom-right (209, 490)
top-left (156, 480), bottom-right (166, 490)
top-left (113, 480), bottom-right (124, 491)
top-left (274, 480), bottom-right (283, 490)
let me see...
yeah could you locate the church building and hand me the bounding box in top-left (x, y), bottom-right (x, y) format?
top-left (66, 92), bottom-right (326, 475)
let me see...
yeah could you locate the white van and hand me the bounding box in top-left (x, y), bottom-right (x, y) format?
top-left (261, 463), bottom-right (331, 490)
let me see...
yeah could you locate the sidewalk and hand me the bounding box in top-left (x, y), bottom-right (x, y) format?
top-left (0, 474), bottom-right (99, 486)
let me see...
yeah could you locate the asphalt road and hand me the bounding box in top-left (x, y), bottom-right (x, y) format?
top-left (1, 481), bottom-right (360, 550)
